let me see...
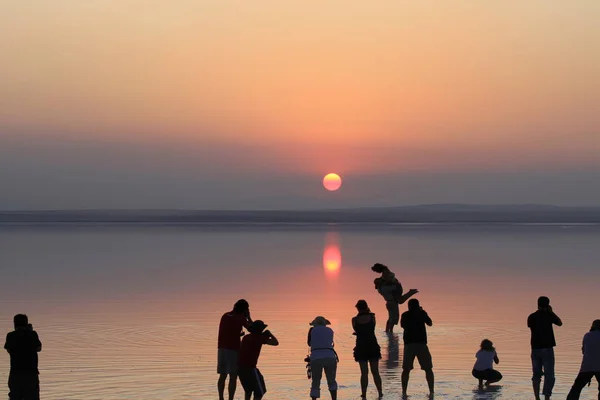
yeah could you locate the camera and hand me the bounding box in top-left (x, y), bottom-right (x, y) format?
top-left (304, 355), bottom-right (311, 379)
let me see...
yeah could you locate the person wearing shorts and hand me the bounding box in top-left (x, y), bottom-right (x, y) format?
top-left (217, 299), bottom-right (252, 400)
top-left (400, 299), bottom-right (434, 397)
top-left (238, 320), bottom-right (279, 400)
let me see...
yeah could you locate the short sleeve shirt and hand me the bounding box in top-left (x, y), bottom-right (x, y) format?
top-left (473, 350), bottom-right (496, 371)
top-left (239, 333), bottom-right (269, 368)
top-left (581, 331), bottom-right (600, 372)
top-left (401, 309), bottom-right (432, 345)
top-left (218, 312), bottom-right (248, 350)
top-left (527, 310), bottom-right (561, 349)
top-left (4, 330), bottom-right (42, 374)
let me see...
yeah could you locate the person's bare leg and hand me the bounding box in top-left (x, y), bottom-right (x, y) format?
top-left (397, 289), bottom-right (419, 304)
top-left (369, 359), bottom-right (383, 397)
top-left (227, 373), bottom-right (237, 400)
top-left (401, 369), bottom-right (410, 396)
top-left (218, 374), bottom-right (227, 400)
top-left (425, 369), bottom-right (435, 395)
top-left (359, 361), bottom-right (369, 398)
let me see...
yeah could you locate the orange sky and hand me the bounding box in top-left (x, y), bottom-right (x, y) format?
top-left (0, 1), bottom-right (599, 208)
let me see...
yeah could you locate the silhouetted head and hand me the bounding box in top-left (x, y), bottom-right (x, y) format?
top-left (537, 296), bottom-right (550, 310)
top-left (248, 320), bottom-right (268, 334)
top-left (13, 314), bottom-right (28, 330)
top-left (480, 339), bottom-right (495, 351)
top-left (371, 263), bottom-right (387, 273)
top-left (591, 320), bottom-right (600, 332)
top-left (233, 299), bottom-right (250, 314)
top-left (355, 300), bottom-right (370, 313)
top-left (408, 298), bottom-right (420, 311)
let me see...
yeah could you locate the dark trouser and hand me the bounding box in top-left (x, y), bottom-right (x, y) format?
top-left (566, 371), bottom-right (600, 400)
top-left (532, 348), bottom-right (555, 396)
top-left (472, 368), bottom-right (503, 383)
top-left (8, 372), bottom-right (40, 400)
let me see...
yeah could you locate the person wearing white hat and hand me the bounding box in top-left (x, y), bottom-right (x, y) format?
top-left (307, 316), bottom-right (338, 400)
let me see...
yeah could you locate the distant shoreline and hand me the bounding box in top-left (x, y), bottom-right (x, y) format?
top-left (2, 204), bottom-right (600, 225)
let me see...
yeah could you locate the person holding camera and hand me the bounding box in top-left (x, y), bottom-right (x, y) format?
top-left (566, 319), bottom-right (600, 400)
top-left (307, 316), bottom-right (338, 400)
top-left (238, 320), bottom-right (279, 400)
top-left (217, 299), bottom-right (253, 400)
top-left (4, 314), bottom-right (42, 400)
top-left (528, 296), bottom-right (563, 400)
top-left (400, 299), bottom-right (434, 398)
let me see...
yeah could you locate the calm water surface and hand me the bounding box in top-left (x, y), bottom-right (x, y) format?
top-left (1, 226), bottom-right (599, 399)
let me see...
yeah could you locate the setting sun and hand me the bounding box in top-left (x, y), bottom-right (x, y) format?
top-left (323, 173), bottom-right (342, 191)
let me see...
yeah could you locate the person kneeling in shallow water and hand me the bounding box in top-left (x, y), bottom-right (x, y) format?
top-left (472, 339), bottom-right (502, 387)
top-left (372, 263), bottom-right (418, 333)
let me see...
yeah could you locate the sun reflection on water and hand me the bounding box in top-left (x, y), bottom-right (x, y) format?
top-left (323, 233), bottom-right (342, 279)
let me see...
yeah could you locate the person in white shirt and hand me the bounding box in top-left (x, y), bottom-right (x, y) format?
top-left (472, 339), bottom-right (502, 387)
top-left (307, 316), bottom-right (338, 400)
top-left (566, 319), bottom-right (600, 400)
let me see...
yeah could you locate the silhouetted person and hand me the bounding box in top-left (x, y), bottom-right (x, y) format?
top-left (566, 319), bottom-right (600, 400)
top-left (472, 339), bottom-right (502, 387)
top-left (238, 320), bottom-right (279, 400)
top-left (308, 316), bottom-right (338, 400)
top-left (371, 263), bottom-right (418, 333)
top-left (528, 296), bottom-right (563, 400)
top-left (4, 314), bottom-right (42, 400)
top-left (352, 300), bottom-right (383, 399)
top-left (400, 299), bottom-right (434, 398)
top-left (217, 299), bottom-right (252, 400)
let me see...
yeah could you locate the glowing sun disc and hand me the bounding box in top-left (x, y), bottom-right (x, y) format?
top-left (323, 173), bottom-right (342, 191)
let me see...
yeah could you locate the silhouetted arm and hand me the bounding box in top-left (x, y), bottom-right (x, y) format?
top-left (35, 333), bottom-right (42, 352)
top-left (351, 317), bottom-right (357, 334)
top-left (264, 331), bottom-right (279, 346)
top-left (494, 353), bottom-right (499, 364)
top-left (423, 311), bottom-right (433, 327)
top-left (3, 334), bottom-right (11, 353)
top-left (551, 312), bottom-right (563, 327)
top-left (307, 328), bottom-right (313, 347)
top-left (400, 313), bottom-right (406, 329)
top-left (527, 314), bottom-right (533, 328)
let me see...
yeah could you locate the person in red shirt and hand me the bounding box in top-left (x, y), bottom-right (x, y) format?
top-left (239, 320), bottom-right (279, 400)
top-left (218, 299), bottom-right (252, 400)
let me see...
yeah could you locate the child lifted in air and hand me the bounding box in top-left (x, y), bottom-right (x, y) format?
top-left (372, 263), bottom-right (418, 304)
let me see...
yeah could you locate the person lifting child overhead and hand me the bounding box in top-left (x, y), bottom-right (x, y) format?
top-left (371, 263), bottom-right (419, 333)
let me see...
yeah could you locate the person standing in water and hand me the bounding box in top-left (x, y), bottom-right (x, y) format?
top-left (371, 263), bottom-right (418, 333)
top-left (217, 299), bottom-right (253, 400)
top-left (528, 296), bottom-right (563, 400)
top-left (352, 300), bottom-right (383, 399)
top-left (238, 320), bottom-right (279, 400)
top-left (566, 319), bottom-right (600, 400)
top-left (308, 316), bottom-right (338, 400)
top-left (4, 314), bottom-right (42, 400)
top-left (400, 299), bottom-right (434, 398)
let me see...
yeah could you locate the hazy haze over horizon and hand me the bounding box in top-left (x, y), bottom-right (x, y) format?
top-left (1, 1), bottom-right (599, 210)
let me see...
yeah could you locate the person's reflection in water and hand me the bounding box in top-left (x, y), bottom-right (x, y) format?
top-left (322, 233), bottom-right (341, 279)
top-left (472, 384), bottom-right (502, 400)
top-left (384, 333), bottom-right (400, 370)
